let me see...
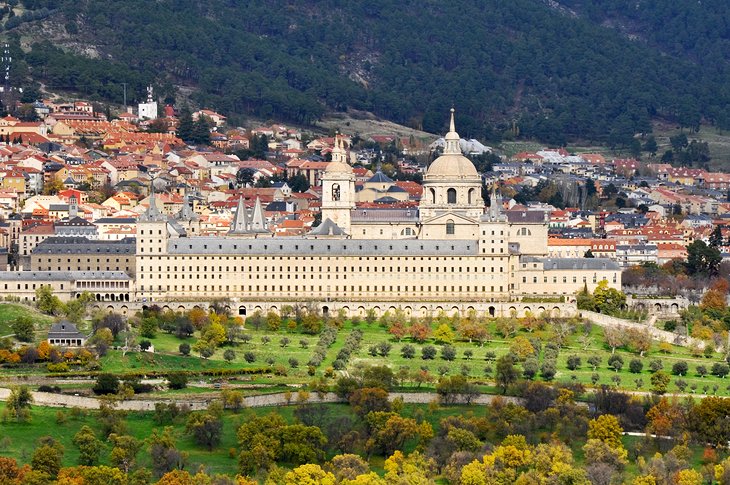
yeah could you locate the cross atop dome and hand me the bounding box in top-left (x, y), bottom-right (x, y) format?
top-left (443, 108), bottom-right (461, 155)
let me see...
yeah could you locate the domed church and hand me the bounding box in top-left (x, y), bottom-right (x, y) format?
top-left (320, 109), bottom-right (485, 240)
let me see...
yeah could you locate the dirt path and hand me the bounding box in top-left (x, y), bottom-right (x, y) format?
top-left (0, 388), bottom-right (521, 411)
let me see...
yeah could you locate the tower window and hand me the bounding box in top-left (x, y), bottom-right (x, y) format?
top-left (446, 220), bottom-right (455, 235)
top-left (332, 183), bottom-right (341, 201)
top-left (447, 188), bottom-right (457, 204)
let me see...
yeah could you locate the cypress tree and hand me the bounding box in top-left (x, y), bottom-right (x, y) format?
top-left (176, 106), bottom-right (194, 143)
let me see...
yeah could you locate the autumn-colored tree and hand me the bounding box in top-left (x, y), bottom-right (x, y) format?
top-left (407, 322), bottom-right (431, 343)
top-left (187, 307), bottom-right (209, 330)
top-left (646, 398), bottom-right (684, 443)
top-left (0, 457), bottom-right (25, 483)
top-left (509, 336), bottom-right (535, 360)
top-left (675, 468), bottom-right (703, 485)
top-left (366, 412), bottom-right (422, 455)
top-left (283, 464), bottom-right (335, 485)
top-left (593, 280), bottom-right (627, 315)
top-left (700, 288), bottom-right (727, 312)
top-left (327, 454), bottom-right (370, 481)
top-left (626, 328), bottom-right (652, 356)
top-left (456, 320), bottom-right (489, 345)
top-left (383, 451), bottom-right (435, 484)
top-left (388, 321), bottom-right (408, 341)
top-left (349, 387), bottom-right (391, 417)
top-left (57, 465), bottom-right (127, 485)
top-left (432, 323), bottom-right (454, 344)
top-left (36, 341), bottom-right (51, 361)
top-left (587, 414), bottom-right (623, 449)
top-left (31, 438), bottom-right (64, 479)
top-left (266, 311), bottom-right (281, 331)
top-left (43, 176), bottom-right (64, 195)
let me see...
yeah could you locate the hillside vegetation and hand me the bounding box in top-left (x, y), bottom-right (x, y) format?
top-left (5, 0), bottom-right (730, 146)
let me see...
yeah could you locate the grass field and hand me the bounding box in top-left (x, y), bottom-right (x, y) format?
top-left (0, 303), bottom-right (54, 341)
top-left (112, 317), bottom-right (730, 397)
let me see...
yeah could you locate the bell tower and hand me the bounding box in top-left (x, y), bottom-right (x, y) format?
top-left (320, 135), bottom-right (356, 233)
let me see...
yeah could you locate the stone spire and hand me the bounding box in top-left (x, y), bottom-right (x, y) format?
top-left (443, 108), bottom-right (461, 155)
top-left (139, 178), bottom-right (167, 222)
top-left (177, 186), bottom-right (199, 221)
top-left (228, 196), bottom-right (249, 234)
top-left (250, 196), bottom-right (268, 232)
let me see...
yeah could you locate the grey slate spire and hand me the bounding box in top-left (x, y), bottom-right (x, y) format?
top-left (250, 196), bottom-right (268, 232)
top-left (139, 178), bottom-right (167, 222)
top-left (228, 196), bottom-right (250, 234)
top-left (177, 186), bottom-right (199, 222)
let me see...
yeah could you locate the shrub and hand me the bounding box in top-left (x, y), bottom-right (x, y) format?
top-left (92, 373), bottom-right (119, 395)
top-left (401, 344), bottom-right (416, 359)
top-left (696, 365), bottom-right (708, 378)
top-left (607, 354), bottom-right (624, 372)
top-left (243, 352), bottom-right (256, 363)
top-left (672, 361), bottom-right (688, 376)
top-left (566, 355), bottom-right (581, 371)
top-left (422, 345), bottom-right (437, 360)
top-left (522, 358), bottom-right (538, 380)
top-left (441, 345), bottom-right (456, 361)
top-left (711, 362), bottom-right (729, 378)
top-left (540, 360), bottom-right (556, 381)
top-left (289, 358), bottom-right (299, 369)
top-left (375, 341), bottom-right (392, 357)
top-left (629, 359), bottom-right (643, 374)
top-left (38, 385), bottom-right (61, 393)
top-left (179, 343), bottom-right (190, 356)
top-left (167, 372), bottom-right (188, 390)
top-left (223, 349), bottom-right (236, 362)
top-left (649, 359), bottom-right (663, 372)
top-left (47, 363), bottom-right (69, 373)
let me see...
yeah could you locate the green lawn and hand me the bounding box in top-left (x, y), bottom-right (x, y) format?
top-left (89, 318), bottom-right (730, 397)
top-left (2, 313), bottom-right (729, 398)
top-left (0, 303), bottom-right (54, 341)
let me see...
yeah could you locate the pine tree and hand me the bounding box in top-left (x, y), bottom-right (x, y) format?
top-left (192, 116), bottom-right (211, 145)
top-left (709, 225), bottom-right (723, 248)
top-left (176, 106), bottom-right (194, 142)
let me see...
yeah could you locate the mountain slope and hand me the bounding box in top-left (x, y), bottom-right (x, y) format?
top-left (10, 0), bottom-right (730, 145)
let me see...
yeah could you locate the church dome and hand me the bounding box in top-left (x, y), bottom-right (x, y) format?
top-left (427, 153), bottom-right (479, 178)
top-left (425, 109), bottom-right (479, 179)
top-left (325, 160), bottom-right (352, 174)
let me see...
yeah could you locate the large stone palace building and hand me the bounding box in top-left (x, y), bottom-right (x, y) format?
top-left (134, 110), bottom-right (621, 318)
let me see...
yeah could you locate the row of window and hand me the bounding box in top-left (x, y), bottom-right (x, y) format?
top-left (139, 265), bottom-right (506, 274)
top-left (140, 284), bottom-right (506, 293)
top-left (522, 275), bottom-right (617, 284)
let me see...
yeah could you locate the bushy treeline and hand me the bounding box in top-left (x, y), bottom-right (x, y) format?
top-left (4, 377), bottom-right (730, 483)
top-left (10, 0), bottom-right (730, 143)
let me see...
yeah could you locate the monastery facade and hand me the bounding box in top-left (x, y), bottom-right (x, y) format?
top-left (135, 111), bottom-right (620, 317)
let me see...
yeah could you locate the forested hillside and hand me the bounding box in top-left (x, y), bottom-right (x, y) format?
top-left (9, 0), bottom-right (730, 145)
